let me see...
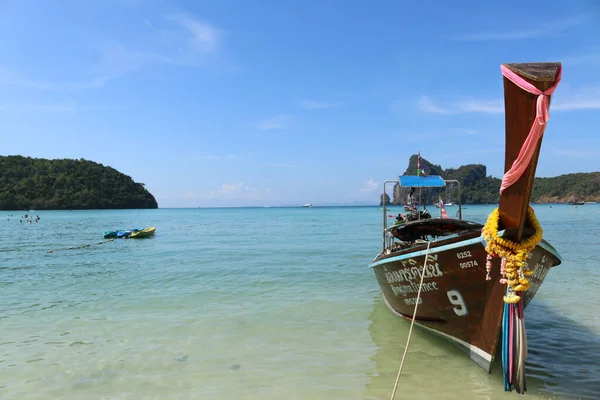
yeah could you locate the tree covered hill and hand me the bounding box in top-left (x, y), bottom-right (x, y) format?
top-left (0, 156), bottom-right (158, 210)
top-left (532, 173), bottom-right (600, 203)
top-left (380, 154), bottom-right (599, 205)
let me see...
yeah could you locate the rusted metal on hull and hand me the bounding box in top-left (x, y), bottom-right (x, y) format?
top-left (370, 234), bottom-right (558, 372)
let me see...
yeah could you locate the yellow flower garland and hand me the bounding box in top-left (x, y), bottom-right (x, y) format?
top-left (482, 206), bottom-right (543, 303)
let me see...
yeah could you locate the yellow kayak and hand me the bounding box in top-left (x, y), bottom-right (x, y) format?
top-left (130, 227), bottom-right (156, 238)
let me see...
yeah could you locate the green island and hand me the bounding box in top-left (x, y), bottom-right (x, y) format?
top-left (380, 154), bottom-right (600, 205)
top-left (0, 156), bottom-right (158, 210)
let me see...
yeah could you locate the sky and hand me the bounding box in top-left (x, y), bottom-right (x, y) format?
top-left (1, 0), bottom-right (599, 207)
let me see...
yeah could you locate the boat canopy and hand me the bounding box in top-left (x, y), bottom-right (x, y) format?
top-left (398, 175), bottom-right (446, 188)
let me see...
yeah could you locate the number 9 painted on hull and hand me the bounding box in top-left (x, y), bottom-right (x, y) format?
top-left (447, 290), bottom-right (468, 316)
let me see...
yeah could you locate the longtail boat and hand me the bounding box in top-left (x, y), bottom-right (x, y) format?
top-left (370, 62), bottom-right (562, 393)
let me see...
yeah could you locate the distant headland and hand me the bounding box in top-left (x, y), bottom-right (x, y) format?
top-left (0, 156), bottom-right (158, 210)
top-left (381, 154), bottom-right (600, 205)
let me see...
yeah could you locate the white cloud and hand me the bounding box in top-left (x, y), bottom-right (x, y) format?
top-left (165, 14), bottom-right (221, 53)
top-left (455, 129), bottom-right (482, 135)
top-left (562, 53), bottom-right (600, 66)
top-left (194, 153), bottom-right (238, 160)
top-left (553, 149), bottom-right (600, 158)
top-left (360, 179), bottom-right (379, 193)
top-left (0, 42), bottom-right (147, 91)
top-left (552, 86), bottom-right (600, 111)
top-left (418, 96), bottom-right (503, 115)
top-left (552, 99), bottom-right (600, 111)
top-left (217, 183), bottom-right (244, 194)
top-left (0, 101), bottom-right (77, 114)
top-left (209, 182), bottom-right (261, 200)
top-left (417, 96), bottom-right (452, 114)
top-left (450, 16), bottom-right (583, 41)
top-left (0, 14), bottom-right (224, 93)
top-left (458, 100), bottom-right (504, 114)
top-left (184, 190), bottom-right (201, 199)
top-left (257, 115), bottom-right (290, 130)
top-left (297, 99), bottom-right (336, 110)
top-left (0, 66), bottom-right (115, 91)
top-left (262, 163), bottom-right (300, 168)
top-left (418, 87), bottom-right (600, 115)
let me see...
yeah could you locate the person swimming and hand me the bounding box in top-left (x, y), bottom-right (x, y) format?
top-left (394, 213), bottom-right (407, 225)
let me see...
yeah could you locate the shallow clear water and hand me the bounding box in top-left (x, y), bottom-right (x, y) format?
top-left (1, 205), bottom-right (599, 399)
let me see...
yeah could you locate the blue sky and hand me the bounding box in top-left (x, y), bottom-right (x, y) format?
top-left (1, 0), bottom-right (599, 207)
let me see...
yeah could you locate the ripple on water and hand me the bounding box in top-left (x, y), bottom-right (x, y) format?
top-left (0, 206), bottom-right (599, 399)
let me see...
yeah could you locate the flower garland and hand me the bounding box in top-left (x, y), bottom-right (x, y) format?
top-left (481, 206), bottom-right (543, 303)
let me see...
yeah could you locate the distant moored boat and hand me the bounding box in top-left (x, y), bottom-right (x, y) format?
top-left (130, 227), bottom-right (156, 238)
top-left (104, 228), bottom-right (142, 239)
top-left (103, 227), bottom-right (155, 239)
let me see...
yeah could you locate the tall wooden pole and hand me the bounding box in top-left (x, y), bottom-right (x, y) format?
top-left (497, 62), bottom-right (561, 241)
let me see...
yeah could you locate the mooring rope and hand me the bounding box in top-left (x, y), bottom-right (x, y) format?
top-left (390, 240), bottom-right (432, 400)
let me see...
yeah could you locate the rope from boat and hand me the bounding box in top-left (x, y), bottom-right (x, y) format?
top-left (390, 240), bottom-right (432, 400)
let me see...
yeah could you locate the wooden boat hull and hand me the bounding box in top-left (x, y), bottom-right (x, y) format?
top-left (370, 231), bottom-right (561, 372)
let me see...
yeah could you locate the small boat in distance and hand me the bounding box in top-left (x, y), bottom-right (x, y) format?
top-left (104, 228), bottom-right (142, 239)
top-left (302, 203), bottom-right (312, 208)
top-left (104, 227), bottom-right (155, 239)
top-left (130, 227), bottom-right (156, 238)
top-left (371, 62), bottom-right (563, 394)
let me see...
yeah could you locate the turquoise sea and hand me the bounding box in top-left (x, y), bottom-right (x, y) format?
top-left (1, 205), bottom-right (599, 399)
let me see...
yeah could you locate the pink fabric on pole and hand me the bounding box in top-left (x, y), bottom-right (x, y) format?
top-left (499, 65), bottom-right (562, 194)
